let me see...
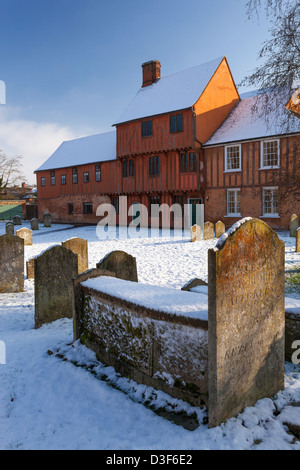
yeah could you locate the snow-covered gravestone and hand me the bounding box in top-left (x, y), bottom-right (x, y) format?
top-left (34, 245), bottom-right (78, 328)
top-left (296, 228), bottom-right (300, 253)
top-left (16, 227), bottom-right (32, 246)
top-left (43, 213), bottom-right (51, 227)
top-left (30, 218), bottom-right (39, 231)
top-left (203, 222), bottom-right (214, 240)
top-left (5, 222), bottom-right (14, 235)
top-left (62, 237), bottom-right (88, 274)
top-left (96, 250), bottom-right (138, 282)
top-left (190, 224), bottom-right (201, 242)
top-left (26, 258), bottom-right (35, 279)
top-left (0, 234), bottom-right (24, 293)
top-left (290, 214), bottom-right (298, 237)
top-left (208, 218), bottom-right (285, 428)
top-left (215, 221), bottom-right (225, 238)
top-left (13, 215), bottom-right (22, 225)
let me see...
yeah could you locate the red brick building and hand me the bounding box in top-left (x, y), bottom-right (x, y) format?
top-left (35, 57), bottom-right (300, 229)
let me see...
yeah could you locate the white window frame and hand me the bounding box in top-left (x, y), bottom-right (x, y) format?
top-left (224, 144), bottom-right (241, 172)
top-left (260, 139), bottom-right (280, 169)
top-left (226, 188), bottom-right (241, 217)
top-left (261, 186), bottom-right (279, 218)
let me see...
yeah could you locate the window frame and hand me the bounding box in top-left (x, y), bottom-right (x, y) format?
top-left (149, 155), bottom-right (160, 176)
top-left (260, 139), bottom-right (280, 169)
top-left (141, 120), bottom-right (153, 138)
top-left (226, 188), bottom-right (241, 217)
top-left (170, 113), bottom-right (183, 133)
top-left (61, 174), bottom-right (66, 185)
top-left (224, 144), bottom-right (242, 172)
top-left (122, 159), bottom-right (135, 178)
top-left (50, 170), bottom-right (56, 186)
top-left (72, 167), bottom-right (78, 184)
top-left (82, 202), bottom-right (93, 215)
top-left (83, 172), bottom-right (89, 183)
top-left (41, 177), bottom-right (46, 187)
top-left (68, 203), bottom-right (74, 215)
top-left (262, 186), bottom-right (279, 217)
top-left (95, 164), bottom-right (101, 182)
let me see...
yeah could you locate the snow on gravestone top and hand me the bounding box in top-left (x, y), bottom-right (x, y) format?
top-left (207, 217), bottom-right (285, 428)
top-left (81, 276), bottom-right (209, 322)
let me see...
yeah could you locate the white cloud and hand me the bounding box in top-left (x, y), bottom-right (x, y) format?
top-left (0, 106), bottom-right (82, 184)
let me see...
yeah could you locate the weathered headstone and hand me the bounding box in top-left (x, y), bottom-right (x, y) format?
top-left (72, 268), bottom-right (116, 341)
top-left (203, 221), bottom-right (214, 240)
top-left (62, 237), bottom-right (88, 274)
top-left (0, 234), bottom-right (24, 293)
top-left (16, 227), bottom-right (33, 246)
top-left (296, 228), bottom-right (300, 253)
top-left (290, 214), bottom-right (298, 237)
top-left (34, 245), bottom-right (78, 328)
top-left (96, 250), bottom-right (138, 282)
top-left (26, 258), bottom-right (35, 279)
top-left (30, 218), bottom-right (39, 230)
top-left (43, 213), bottom-right (51, 227)
top-left (190, 224), bottom-right (201, 242)
top-left (215, 221), bottom-right (225, 238)
top-left (13, 215), bottom-right (22, 225)
top-left (5, 222), bottom-right (14, 235)
top-left (208, 218), bottom-right (285, 428)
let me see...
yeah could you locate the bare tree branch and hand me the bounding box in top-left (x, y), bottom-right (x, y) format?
top-left (0, 150), bottom-right (25, 193)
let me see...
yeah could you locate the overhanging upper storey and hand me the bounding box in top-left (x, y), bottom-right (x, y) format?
top-left (113, 57), bottom-right (240, 158)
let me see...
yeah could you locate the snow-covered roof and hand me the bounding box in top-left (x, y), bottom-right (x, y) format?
top-left (35, 129), bottom-right (116, 172)
top-left (113, 57), bottom-right (224, 125)
top-left (204, 91), bottom-right (300, 146)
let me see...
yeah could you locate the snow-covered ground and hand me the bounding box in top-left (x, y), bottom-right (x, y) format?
top-left (0, 221), bottom-right (299, 450)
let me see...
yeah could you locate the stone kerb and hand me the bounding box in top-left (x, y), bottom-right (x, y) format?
top-left (0, 234), bottom-right (24, 293)
top-left (62, 237), bottom-right (88, 274)
top-left (208, 217), bottom-right (285, 428)
top-left (215, 221), bottom-right (225, 238)
top-left (203, 222), bottom-right (214, 240)
top-left (190, 224), bottom-right (201, 242)
top-left (96, 250), bottom-right (138, 282)
top-left (16, 227), bottom-right (33, 246)
top-left (290, 214), bottom-right (298, 237)
top-left (34, 245), bottom-right (78, 328)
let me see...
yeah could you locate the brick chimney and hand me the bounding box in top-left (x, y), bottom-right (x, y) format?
top-left (142, 60), bottom-right (161, 87)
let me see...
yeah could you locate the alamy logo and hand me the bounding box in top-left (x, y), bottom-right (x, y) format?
top-left (291, 340), bottom-right (300, 365)
top-left (0, 341), bottom-right (6, 365)
top-left (0, 80), bottom-right (6, 104)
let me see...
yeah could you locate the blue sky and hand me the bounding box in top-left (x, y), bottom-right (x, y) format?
top-left (0, 0), bottom-right (270, 183)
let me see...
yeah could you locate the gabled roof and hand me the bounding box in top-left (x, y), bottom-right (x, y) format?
top-left (35, 129), bottom-right (116, 172)
top-left (204, 90), bottom-right (300, 146)
top-left (113, 57), bottom-right (224, 125)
